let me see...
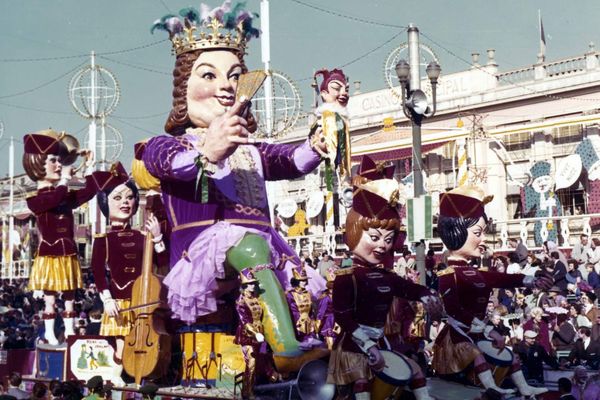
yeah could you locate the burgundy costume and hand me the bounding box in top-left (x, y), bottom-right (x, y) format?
top-left (332, 262), bottom-right (431, 354)
top-left (27, 175), bottom-right (98, 292)
top-left (433, 260), bottom-right (531, 375)
top-left (91, 225), bottom-right (169, 300)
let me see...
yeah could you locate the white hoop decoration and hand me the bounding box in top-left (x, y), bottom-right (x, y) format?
top-left (276, 199), bottom-right (298, 219)
top-left (555, 154), bottom-right (582, 190)
top-left (306, 192), bottom-right (324, 218)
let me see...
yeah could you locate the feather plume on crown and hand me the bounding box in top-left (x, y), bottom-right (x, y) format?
top-left (151, 1), bottom-right (260, 56)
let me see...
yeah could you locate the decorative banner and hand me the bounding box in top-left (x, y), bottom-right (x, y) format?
top-left (276, 198), bottom-right (297, 218)
top-left (68, 337), bottom-right (120, 383)
top-left (407, 195), bottom-right (432, 242)
top-left (506, 164), bottom-right (530, 186)
top-left (555, 154), bottom-right (582, 190)
top-left (305, 191), bottom-right (324, 218)
top-left (522, 161), bottom-right (561, 246)
top-left (456, 138), bottom-right (469, 187)
top-left (576, 137), bottom-right (600, 181)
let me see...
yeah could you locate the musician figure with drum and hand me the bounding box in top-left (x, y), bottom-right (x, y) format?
top-left (327, 156), bottom-right (442, 400)
top-left (234, 268), bottom-right (280, 399)
top-left (23, 130), bottom-right (122, 346)
top-left (91, 179), bottom-right (168, 366)
top-left (432, 186), bottom-right (553, 396)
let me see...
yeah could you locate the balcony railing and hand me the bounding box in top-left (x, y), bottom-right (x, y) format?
top-left (493, 213), bottom-right (600, 250)
top-left (0, 259), bottom-right (31, 281)
top-left (284, 213), bottom-right (600, 256)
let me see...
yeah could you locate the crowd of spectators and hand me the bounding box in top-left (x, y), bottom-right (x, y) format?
top-left (3, 235), bottom-right (600, 397)
top-left (0, 272), bottom-right (102, 350)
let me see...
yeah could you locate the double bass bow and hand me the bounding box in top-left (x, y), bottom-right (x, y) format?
top-left (122, 231), bottom-right (171, 385)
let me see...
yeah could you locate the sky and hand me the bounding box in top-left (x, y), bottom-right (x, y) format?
top-left (1, 0), bottom-right (600, 178)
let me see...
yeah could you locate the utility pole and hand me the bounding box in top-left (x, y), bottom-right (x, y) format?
top-left (395, 24), bottom-right (441, 285)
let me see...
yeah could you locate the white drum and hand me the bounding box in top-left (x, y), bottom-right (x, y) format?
top-left (477, 339), bottom-right (514, 367)
top-left (373, 349), bottom-right (413, 386)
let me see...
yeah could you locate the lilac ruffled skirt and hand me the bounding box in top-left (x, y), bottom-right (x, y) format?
top-left (163, 221), bottom-right (325, 324)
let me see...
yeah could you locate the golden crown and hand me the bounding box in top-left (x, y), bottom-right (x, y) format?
top-left (152, 2), bottom-right (260, 57)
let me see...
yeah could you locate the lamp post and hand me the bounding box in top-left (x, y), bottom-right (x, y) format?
top-left (395, 24), bottom-right (441, 284)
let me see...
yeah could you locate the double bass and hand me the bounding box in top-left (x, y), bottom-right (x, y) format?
top-left (122, 231), bottom-right (171, 384)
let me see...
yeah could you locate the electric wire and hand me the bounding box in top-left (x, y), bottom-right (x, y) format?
top-left (112, 116), bottom-right (159, 135)
top-left (97, 55), bottom-right (171, 76)
top-left (0, 101), bottom-right (74, 116)
top-left (0, 39), bottom-right (168, 63)
top-left (287, 0), bottom-right (406, 29)
top-left (296, 29), bottom-right (406, 82)
top-left (0, 61), bottom-right (87, 99)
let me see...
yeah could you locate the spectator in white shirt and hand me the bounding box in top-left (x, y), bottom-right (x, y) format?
top-left (572, 234), bottom-right (592, 278)
top-left (507, 252), bottom-right (522, 274)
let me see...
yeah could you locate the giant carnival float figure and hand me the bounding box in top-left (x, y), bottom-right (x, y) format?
top-left (312, 68), bottom-right (351, 192)
top-left (432, 185), bottom-right (554, 396)
top-left (145, 1), bottom-right (328, 371)
top-left (23, 130), bottom-right (127, 346)
top-left (327, 156), bottom-right (443, 400)
top-left (91, 177), bottom-right (170, 383)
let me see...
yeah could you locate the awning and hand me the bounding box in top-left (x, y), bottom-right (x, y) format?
top-left (351, 141), bottom-right (450, 163)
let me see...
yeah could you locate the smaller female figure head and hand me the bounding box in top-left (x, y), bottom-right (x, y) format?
top-left (22, 130), bottom-right (71, 183)
top-left (97, 181), bottom-right (140, 223)
top-left (437, 186), bottom-right (493, 261)
top-left (344, 157), bottom-right (401, 267)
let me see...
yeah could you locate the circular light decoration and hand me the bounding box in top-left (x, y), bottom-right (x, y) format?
top-left (252, 70), bottom-right (302, 139)
top-left (69, 64), bottom-right (120, 119)
top-left (383, 43), bottom-right (441, 99)
top-left (83, 122), bottom-right (123, 166)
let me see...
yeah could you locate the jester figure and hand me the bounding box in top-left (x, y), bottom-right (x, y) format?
top-left (312, 68), bottom-right (352, 190)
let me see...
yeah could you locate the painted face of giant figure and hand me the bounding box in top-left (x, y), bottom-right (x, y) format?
top-left (43, 154), bottom-right (63, 183)
top-left (352, 227), bottom-right (395, 265)
top-left (107, 183), bottom-right (137, 223)
top-left (320, 79), bottom-right (349, 108)
top-left (453, 216), bottom-right (487, 260)
top-left (186, 50), bottom-right (244, 128)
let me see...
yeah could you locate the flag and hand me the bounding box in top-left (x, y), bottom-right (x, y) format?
top-left (539, 10), bottom-right (546, 57)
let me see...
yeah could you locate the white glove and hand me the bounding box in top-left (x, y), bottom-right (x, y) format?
top-left (100, 290), bottom-right (119, 318)
top-left (255, 333), bottom-right (265, 343)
